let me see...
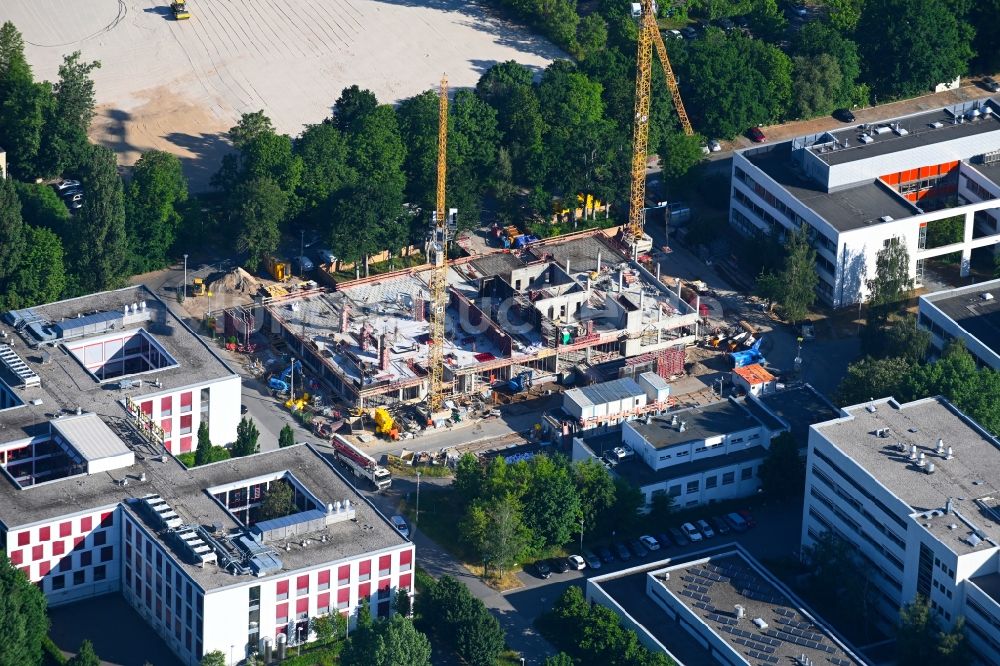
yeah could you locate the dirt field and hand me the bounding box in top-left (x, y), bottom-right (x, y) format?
top-left (8, 0), bottom-right (561, 189)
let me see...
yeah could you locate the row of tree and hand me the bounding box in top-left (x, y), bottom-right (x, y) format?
top-left (452, 453), bottom-right (643, 576)
top-left (415, 575), bottom-right (506, 666)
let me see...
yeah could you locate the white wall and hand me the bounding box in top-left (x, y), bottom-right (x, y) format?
top-left (919, 286), bottom-right (1000, 370)
top-left (208, 374), bottom-right (242, 446)
top-left (623, 419), bottom-right (767, 472)
top-left (638, 456), bottom-right (764, 509)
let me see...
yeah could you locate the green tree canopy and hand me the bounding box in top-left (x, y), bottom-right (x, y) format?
top-left (126, 150), bottom-right (188, 273)
top-left (66, 640), bottom-right (100, 666)
top-left (232, 417), bottom-right (260, 457)
top-left (334, 85), bottom-right (378, 135)
top-left (12, 226), bottom-right (66, 308)
top-left (235, 176), bottom-right (287, 271)
top-left (758, 432), bottom-right (805, 500)
top-left (340, 614), bottom-right (432, 666)
top-left (200, 651), bottom-right (226, 666)
top-left (294, 121), bottom-right (354, 217)
top-left (866, 236), bottom-right (912, 325)
top-left (757, 229), bottom-right (817, 322)
top-left (792, 22), bottom-right (865, 108)
top-left (834, 356), bottom-right (911, 405)
top-left (278, 424), bottom-right (295, 449)
top-left (13, 182), bottom-right (69, 232)
top-left (0, 552), bottom-right (49, 666)
top-left (69, 144), bottom-right (128, 294)
top-left (858, 0), bottom-right (974, 99)
top-left (195, 422), bottom-right (213, 466)
top-left (260, 479), bottom-right (296, 520)
top-left (0, 176), bottom-right (26, 308)
top-left (40, 51), bottom-right (100, 175)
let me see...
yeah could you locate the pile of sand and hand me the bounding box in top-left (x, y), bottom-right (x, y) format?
top-left (209, 267), bottom-right (260, 295)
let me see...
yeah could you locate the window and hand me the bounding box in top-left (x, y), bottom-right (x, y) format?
top-left (377, 580), bottom-right (391, 601)
top-left (179, 436), bottom-right (192, 453)
top-left (200, 387), bottom-right (211, 431)
top-left (180, 392), bottom-right (192, 413)
top-left (359, 560), bottom-right (371, 583)
top-left (94, 565), bottom-right (106, 581)
top-left (94, 530), bottom-right (107, 546)
top-left (73, 570), bottom-right (86, 586)
top-left (53, 540), bottom-right (65, 556)
top-left (51, 575), bottom-right (65, 590)
top-left (338, 565), bottom-right (350, 586)
top-left (276, 580), bottom-right (289, 601)
top-left (32, 545), bottom-right (43, 561)
top-left (101, 546), bottom-right (114, 562)
top-left (10, 550), bottom-right (22, 566)
top-left (276, 603), bottom-right (289, 625)
top-left (722, 472), bottom-right (735, 485)
top-left (706, 475), bottom-right (718, 489)
top-left (399, 550), bottom-right (412, 572)
top-left (741, 467), bottom-right (753, 480)
top-left (18, 532), bottom-right (29, 547)
top-left (318, 570), bottom-right (331, 591)
top-left (60, 522), bottom-right (72, 538)
top-left (668, 485), bottom-right (682, 497)
top-left (379, 555), bottom-right (391, 578)
top-left (161, 396), bottom-right (173, 417)
top-left (38, 562), bottom-right (51, 577)
top-left (686, 480), bottom-right (699, 494)
top-left (336, 588), bottom-right (350, 610)
top-left (39, 526), bottom-right (50, 541)
top-left (179, 415), bottom-right (192, 435)
top-left (297, 575), bottom-right (309, 595)
top-left (399, 573), bottom-right (412, 590)
top-left (296, 598), bottom-right (309, 620)
top-left (317, 592), bottom-right (330, 615)
top-left (81, 516), bottom-right (92, 532)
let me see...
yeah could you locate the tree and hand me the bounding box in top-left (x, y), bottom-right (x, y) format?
top-left (648, 491), bottom-right (676, 524)
top-left (759, 229), bottom-right (817, 322)
top-left (200, 651), bottom-right (226, 666)
top-left (573, 459), bottom-right (617, 539)
top-left (0, 32), bottom-right (51, 179)
top-left (862, 315), bottom-right (931, 362)
top-left (866, 236), bottom-right (912, 325)
top-left (126, 150), bottom-right (188, 272)
top-left (897, 596), bottom-right (935, 665)
top-left (823, 0), bottom-right (865, 30)
top-left (394, 588), bottom-right (412, 617)
top-left (357, 597), bottom-right (373, 630)
top-left (13, 182), bottom-right (69, 232)
top-left (969, 0), bottom-right (1000, 74)
top-left (313, 614), bottom-right (335, 643)
top-left (259, 479), bottom-right (296, 520)
top-left (658, 132), bottom-right (704, 180)
top-left (455, 609), bottom-right (505, 666)
top-left (835, 356), bottom-right (911, 405)
top-left (802, 531), bottom-right (880, 641)
top-left (481, 495), bottom-right (531, 579)
top-left (68, 144), bottom-right (128, 293)
top-left (228, 110), bottom-right (274, 150)
top-left (66, 640), bottom-right (100, 666)
top-left (544, 653), bottom-right (575, 666)
top-left (295, 122), bottom-right (354, 217)
top-left (791, 54), bottom-right (843, 118)
top-left (523, 456), bottom-right (581, 548)
top-left (0, 552), bottom-right (48, 666)
top-left (194, 422), bottom-right (213, 466)
top-left (792, 23), bottom-right (865, 108)
top-left (278, 424), bottom-right (295, 449)
top-left (576, 14), bottom-right (608, 59)
top-left (453, 452), bottom-right (484, 505)
top-left (935, 616), bottom-right (972, 666)
top-left (925, 215), bottom-right (965, 249)
top-left (341, 614), bottom-right (432, 666)
top-left (235, 176), bottom-right (287, 271)
top-left (608, 477), bottom-right (644, 536)
top-left (40, 52), bottom-right (101, 175)
top-left (0, 22), bottom-right (30, 82)
top-left (333, 85), bottom-right (378, 134)
top-left (12, 226), bottom-right (66, 308)
top-left (858, 0), bottom-right (974, 99)
top-left (0, 176), bottom-right (26, 308)
top-left (758, 432), bottom-right (805, 500)
top-left (232, 417), bottom-right (260, 457)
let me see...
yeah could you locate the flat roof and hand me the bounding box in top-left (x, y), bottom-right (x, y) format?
top-left (613, 443), bottom-right (767, 488)
top-left (970, 571), bottom-right (1000, 606)
top-left (814, 99), bottom-right (1000, 166)
top-left (50, 413), bottom-right (131, 462)
top-left (754, 384), bottom-right (840, 445)
top-left (814, 396), bottom-right (1000, 552)
top-left (921, 278), bottom-right (1000, 357)
top-left (565, 377), bottom-right (644, 408)
top-left (965, 160), bottom-right (1000, 189)
top-left (628, 399), bottom-right (762, 450)
top-left (0, 286), bottom-right (237, 437)
top-left (746, 145), bottom-right (918, 233)
top-left (0, 442), bottom-right (406, 590)
top-left (591, 548), bottom-right (866, 665)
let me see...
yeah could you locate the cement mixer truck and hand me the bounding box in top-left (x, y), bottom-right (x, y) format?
top-left (331, 435), bottom-right (391, 491)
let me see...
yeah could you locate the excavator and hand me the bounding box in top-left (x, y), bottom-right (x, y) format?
top-left (171, 1), bottom-right (191, 19)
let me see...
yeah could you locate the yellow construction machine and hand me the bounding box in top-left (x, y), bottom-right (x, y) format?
top-left (373, 407), bottom-right (399, 440)
top-left (192, 277), bottom-right (206, 296)
top-left (170, 1), bottom-right (191, 19)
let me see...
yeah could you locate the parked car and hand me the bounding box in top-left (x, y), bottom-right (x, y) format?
top-left (628, 539), bottom-right (649, 558)
top-left (748, 127), bottom-right (767, 143)
top-left (390, 515), bottom-right (410, 538)
top-left (682, 522), bottom-right (704, 542)
top-left (535, 560), bottom-right (552, 579)
top-left (665, 28), bottom-right (682, 39)
top-left (60, 187), bottom-right (83, 199)
top-left (668, 526), bottom-right (690, 546)
top-left (582, 550), bottom-right (602, 569)
top-left (680, 26), bottom-right (698, 39)
top-left (552, 557), bottom-right (570, 574)
top-left (696, 519), bottom-right (716, 539)
top-left (567, 555), bottom-right (587, 570)
top-left (709, 516), bottom-right (731, 535)
top-left (314, 248), bottom-right (336, 266)
top-left (614, 542), bottom-right (632, 561)
top-left (832, 108), bottom-right (856, 123)
top-left (716, 17), bottom-right (734, 30)
top-left (707, 139), bottom-right (722, 152)
top-left (53, 179), bottom-right (81, 193)
top-left (639, 535), bottom-right (661, 551)
top-left (983, 77), bottom-right (1000, 92)
top-left (240, 404), bottom-right (249, 415)
top-left (294, 256), bottom-right (315, 273)
top-left (737, 509), bottom-right (757, 528)
top-left (655, 532), bottom-right (673, 548)
top-left (597, 545), bottom-right (615, 563)
top-left (725, 512), bottom-right (750, 532)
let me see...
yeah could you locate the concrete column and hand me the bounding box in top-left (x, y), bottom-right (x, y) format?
top-left (961, 210), bottom-right (975, 277)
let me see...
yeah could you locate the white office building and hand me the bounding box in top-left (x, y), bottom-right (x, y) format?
top-left (803, 396), bottom-right (1000, 661)
top-left (918, 278), bottom-right (1000, 370)
top-left (731, 98), bottom-right (1000, 307)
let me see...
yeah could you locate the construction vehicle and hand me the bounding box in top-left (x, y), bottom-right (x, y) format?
top-left (506, 371), bottom-right (533, 394)
top-left (373, 407), bottom-right (399, 440)
top-left (265, 256), bottom-right (291, 282)
top-left (170, 1), bottom-right (190, 19)
top-left (192, 277), bottom-right (206, 296)
top-left (267, 359), bottom-right (302, 395)
top-left (730, 337), bottom-right (766, 368)
top-left (625, 0), bottom-right (693, 255)
top-left (331, 434), bottom-right (392, 490)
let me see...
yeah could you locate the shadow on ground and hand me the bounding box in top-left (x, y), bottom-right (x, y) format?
top-left (163, 131), bottom-right (232, 193)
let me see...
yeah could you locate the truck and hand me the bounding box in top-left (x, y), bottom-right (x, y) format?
top-left (331, 434), bottom-right (392, 491)
top-left (265, 256), bottom-right (291, 282)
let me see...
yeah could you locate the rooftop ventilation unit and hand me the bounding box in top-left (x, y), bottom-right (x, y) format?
top-left (879, 215), bottom-right (895, 223)
top-left (170, 526), bottom-right (218, 566)
top-left (0, 344), bottom-right (40, 388)
top-left (140, 494), bottom-right (183, 529)
top-left (859, 134), bottom-right (874, 144)
top-left (930, 121), bottom-right (944, 128)
top-left (983, 292), bottom-right (995, 301)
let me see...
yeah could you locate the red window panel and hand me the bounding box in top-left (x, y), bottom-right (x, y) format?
top-left (358, 582), bottom-right (370, 599)
top-left (378, 555), bottom-right (391, 572)
top-left (10, 550), bottom-right (22, 565)
top-left (38, 562), bottom-right (50, 577)
top-left (180, 392), bottom-right (192, 411)
top-left (53, 541), bottom-right (65, 556)
top-left (338, 565), bottom-right (350, 585)
top-left (180, 436), bottom-right (192, 453)
top-left (39, 526), bottom-right (50, 541)
top-left (32, 545), bottom-right (43, 561)
top-left (359, 560), bottom-right (371, 576)
top-left (161, 396), bottom-right (172, 414)
top-left (317, 592), bottom-right (330, 610)
top-left (81, 516), bottom-right (93, 532)
top-left (180, 415), bottom-right (192, 432)
top-left (161, 419), bottom-right (172, 434)
top-left (17, 532), bottom-right (29, 547)
top-left (277, 580), bottom-right (289, 596)
top-left (141, 401), bottom-right (153, 416)
top-left (74, 536), bottom-right (84, 548)
top-left (101, 512), bottom-right (113, 526)
top-left (377, 579), bottom-right (390, 591)
top-left (275, 602), bottom-right (288, 621)
top-left (318, 570), bottom-right (330, 586)
top-left (400, 549), bottom-right (413, 566)
top-left (296, 598), bottom-right (308, 614)
top-left (60, 522), bottom-right (72, 537)
top-left (337, 588), bottom-right (350, 604)
top-left (399, 573), bottom-right (412, 590)
top-left (297, 575), bottom-right (309, 594)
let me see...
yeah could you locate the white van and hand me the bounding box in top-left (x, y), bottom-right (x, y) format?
top-left (726, 512), bottom-right (749, 532)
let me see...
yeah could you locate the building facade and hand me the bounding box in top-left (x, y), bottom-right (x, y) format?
top-left (803, 396), bottom-right (1000, 661)
top-left (918, 278), bottom-right (1000, 370)
top-left (731, 99), bottom-right (1000, 307)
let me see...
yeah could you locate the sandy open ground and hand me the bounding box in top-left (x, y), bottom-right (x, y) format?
top-left (5, 0), bottom-right (560, 189)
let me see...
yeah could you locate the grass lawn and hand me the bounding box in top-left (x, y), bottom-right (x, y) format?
top-left (329, 253), bottom-right (426, 282)
top-left (385, 457), bottom-right (453, 479)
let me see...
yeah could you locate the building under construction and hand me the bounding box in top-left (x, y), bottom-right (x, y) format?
top-left (260, 231), bottom-right (701, 409)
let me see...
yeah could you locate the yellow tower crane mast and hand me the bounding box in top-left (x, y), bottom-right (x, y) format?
top-left (427, 75), bottom-right (449, 412)
top-left (627, 0), bottom-right (694, 250)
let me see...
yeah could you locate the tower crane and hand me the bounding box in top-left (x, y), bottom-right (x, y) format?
top-left (626, 0), bottom-right (694, 253)
top-left (427, 75), bottom-right (449, 412)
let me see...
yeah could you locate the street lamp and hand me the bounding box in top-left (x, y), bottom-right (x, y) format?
top-left (579, 516), bottom-right (584, 553)
top-left (415, 471), bottom-right (422, 529)
top-left (297, 625), bottom-right (303, 656)
top-left (183, 254), bottom-right (188, 300)
top-left (229, 644), bottom-right (234, 666)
